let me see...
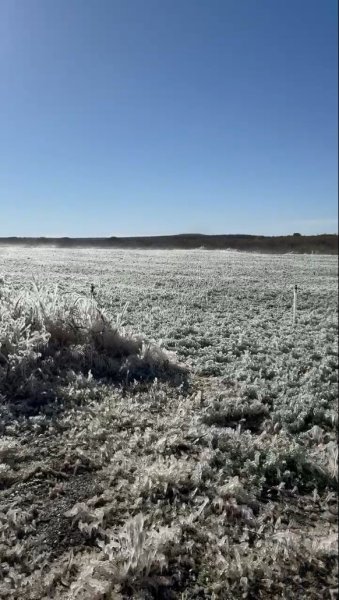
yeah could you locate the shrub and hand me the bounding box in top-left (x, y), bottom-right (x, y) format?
top-left (0, 283), bottom-right (186, 415)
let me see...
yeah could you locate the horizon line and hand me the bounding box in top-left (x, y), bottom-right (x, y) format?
top-left (0, 232), bottom-right (338, 239)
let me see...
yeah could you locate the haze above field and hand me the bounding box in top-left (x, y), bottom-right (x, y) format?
top-left (0, 0), bottom-right (337, 237)
top-left (0, 233), bottom-right (338, 254)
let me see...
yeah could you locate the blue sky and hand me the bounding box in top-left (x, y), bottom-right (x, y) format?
top-left (0, 0), bottom-right (337, 237)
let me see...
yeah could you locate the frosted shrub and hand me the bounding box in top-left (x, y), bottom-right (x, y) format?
top-left (0, 283), bottom-right (186, 414)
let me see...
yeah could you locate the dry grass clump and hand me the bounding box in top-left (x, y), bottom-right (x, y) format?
top-left (0, 283), bottom-right (186, 415)
top-left (15, 511), bottom-right (181, 600)
top-left (134, 456), bottom-right (200, 501)
top-left (0, 438), bottom-right (21, 465)
top-left (207, 425), bottom-right (337, 502)
top-left (202, 395), bottom-right (269, 432)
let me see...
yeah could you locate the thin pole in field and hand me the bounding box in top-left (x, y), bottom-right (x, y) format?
top-left (292, 284), bottom-right (297, 326)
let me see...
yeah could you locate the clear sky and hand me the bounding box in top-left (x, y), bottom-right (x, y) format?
top-left (0, 0), bottom-right (337, 237)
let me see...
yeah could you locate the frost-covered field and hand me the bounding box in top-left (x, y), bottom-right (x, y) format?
top-left (0, 247), bottom-right (337, 599)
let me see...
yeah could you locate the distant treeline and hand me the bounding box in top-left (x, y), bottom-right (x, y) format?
top-left (0, 234), bottom-right (338, 254)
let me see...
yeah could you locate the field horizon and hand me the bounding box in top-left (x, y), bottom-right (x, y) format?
top-left (0, 232), bottom-right (338, 254)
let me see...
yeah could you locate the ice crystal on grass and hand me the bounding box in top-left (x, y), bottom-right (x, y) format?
top-left (67, 515), bottom-right (180, 600)
top-left (0, 248), bottom-right (337, 599)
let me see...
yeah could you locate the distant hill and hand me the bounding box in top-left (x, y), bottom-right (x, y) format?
top-left (0, 234), bottom-right (337, 254)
